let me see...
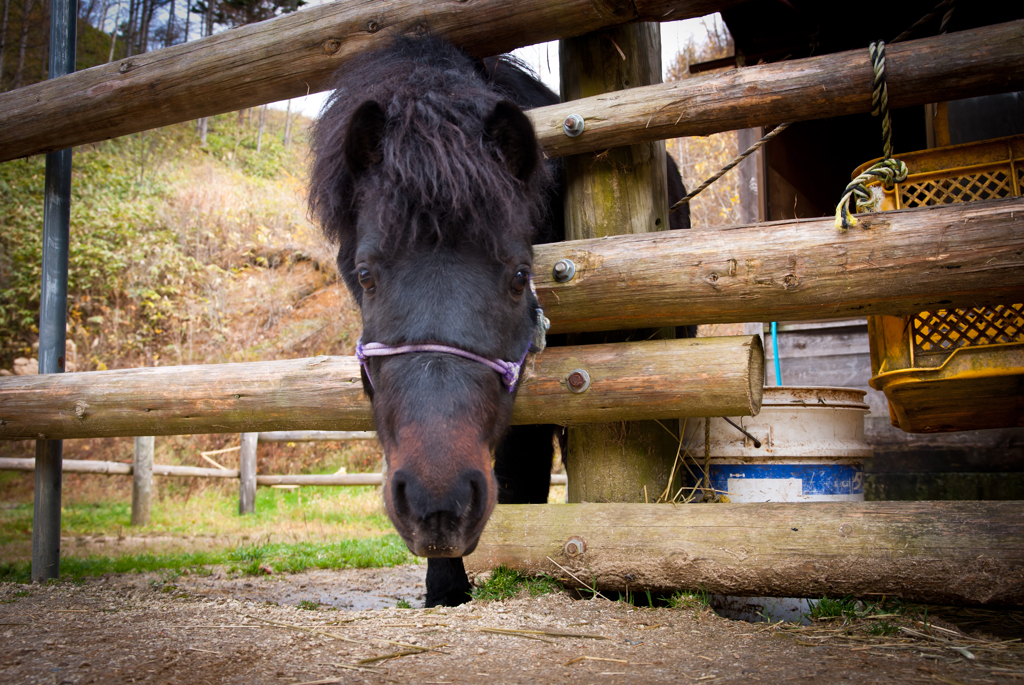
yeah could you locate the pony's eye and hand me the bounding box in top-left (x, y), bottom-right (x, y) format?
top-left (510, 269), bottom-right (529, 297)
top-left (357, 265), bottom-right (376, 293)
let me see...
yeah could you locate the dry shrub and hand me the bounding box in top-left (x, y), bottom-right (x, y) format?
top-left (666, 16), bottom-right (742, 229)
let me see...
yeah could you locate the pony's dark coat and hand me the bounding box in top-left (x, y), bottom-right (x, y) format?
top-left (310, 36), bottom-right (689, 607)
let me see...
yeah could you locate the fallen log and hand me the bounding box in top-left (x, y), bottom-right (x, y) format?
top-left (465, 502), bottom-right (1024, 606)
top-left (0, 0), bottom-right (741, 162)
top-left (0, 335), bottom-right (763, 440)
top-left (533, 197), bottom-right (1024, 333)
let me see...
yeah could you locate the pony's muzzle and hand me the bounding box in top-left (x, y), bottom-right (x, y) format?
top-left (388, 468), bottom-right (493, 558)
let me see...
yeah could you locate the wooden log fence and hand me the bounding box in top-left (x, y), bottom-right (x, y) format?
top-left (0, 335), bottom-right (764, 440)
top-left (0, 0), bottom-right (743, 162)
top-left (534, 197), bottom-right (1024, 334)
top-left (0, 18), bottom-right (1020, 163)
top-left (466, 502), bottom-right (1024, 606)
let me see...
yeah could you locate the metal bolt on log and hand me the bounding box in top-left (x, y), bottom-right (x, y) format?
top-left (562, 114), bottom-right (585, 137)
top-left (567, 369), bottom-right (591, 393)
top-left (552, 258), bottom-right (576, 282)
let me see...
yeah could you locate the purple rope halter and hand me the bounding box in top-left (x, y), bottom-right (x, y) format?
top-left (356, 338), bottom-right (533, 394)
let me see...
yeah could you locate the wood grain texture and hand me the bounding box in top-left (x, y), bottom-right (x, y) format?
top-left (560, 24), bottom-right (678, 504)
top-left (532, 197), bottom-right (1024, 333)
top-left (530, 21), bottom-right (1024, 158)
top-left (466, 501), bottom-right (1024, 606)
top-left (0, 336), bottom-right (763, 440)
top-left (0, 0), bottom-right (742, 162)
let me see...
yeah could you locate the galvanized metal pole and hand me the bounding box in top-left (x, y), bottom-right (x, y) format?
top-left (31, 0), bottom-right (77, 583)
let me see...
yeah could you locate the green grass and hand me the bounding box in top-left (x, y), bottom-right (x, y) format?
top-left (668, 588), bottom-right (711, 611)
top-left (0, 534), bottom-right (417, 584)
top-left (0, 485), bottom-right (391, 546)
top-left (807, 596), bottom-right (861, 621)
top-left (472, 565), bottom-right (563, 602)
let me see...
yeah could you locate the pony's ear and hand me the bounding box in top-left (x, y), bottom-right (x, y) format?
top-left (484, 100), bottom-right (539, 183)
top-left (345, 100), bottom-right (386, 175)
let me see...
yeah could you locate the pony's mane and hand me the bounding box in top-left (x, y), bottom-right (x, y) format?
top-left (309, 36), bottom-right (552, 259)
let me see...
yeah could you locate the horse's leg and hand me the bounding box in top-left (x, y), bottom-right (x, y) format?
top-left (494, 424), bottom-right (557, 504)
top-left (424, 557), bottom-right (473, 608)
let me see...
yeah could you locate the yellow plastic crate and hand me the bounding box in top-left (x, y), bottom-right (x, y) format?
top-left (855, 134), bottom-right (1024, 433)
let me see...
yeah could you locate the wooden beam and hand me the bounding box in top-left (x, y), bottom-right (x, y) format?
top-left (0, 19), bottom-right (1019, 164)
top-left (530, 21), bottom-right (1024, 158)
top-left (533, 197), bottom-right (1024, 334)
top-left (0, 0), bottom-right (741, 163)
top-left (0, 335), bottom-right (763, 440)
top-left (466, 502), bottom-right (1024, 606)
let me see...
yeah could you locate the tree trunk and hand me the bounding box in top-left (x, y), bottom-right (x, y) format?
top-left (165, 0), bottom-right (173, 47)
top-left (256, 102), bottom-right (265, 151)
top-left (282, 98), bottom-right (291, 148)
top-left (106, 0), bottom-right (120, 62)
top-left (0, 0), bottom-right (11, 90)
top-left (11, 0), bottom-right (33, 89)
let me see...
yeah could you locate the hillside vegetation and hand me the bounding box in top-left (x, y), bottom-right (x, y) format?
top-left (1, 108), bottom-right (360, 373)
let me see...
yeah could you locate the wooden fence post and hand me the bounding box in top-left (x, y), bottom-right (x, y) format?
top-left (559, 24), bottom-right (679, 503)
top-left (239, 432), bottom-right (258, 515)
top-left (131, 436), bottom-right (154, 526)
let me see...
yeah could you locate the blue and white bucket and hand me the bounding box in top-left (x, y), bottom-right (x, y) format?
top-left (686, 387), bottom-right (872, 623)
top-left (688, 386), bottom-right (871, 504)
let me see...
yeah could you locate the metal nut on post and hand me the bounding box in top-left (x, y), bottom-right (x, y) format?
top-left (566, 368), bottom-right (591, 394)
top-left (552, 258), bottom-right (576, 282)
top-left (562, 114), bottom-right (585, 137)
top-left (564, 537), bottom-right (586, 557)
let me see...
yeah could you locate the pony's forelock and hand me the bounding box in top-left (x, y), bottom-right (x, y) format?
top-left (309, 37), bottom-right (550, 261)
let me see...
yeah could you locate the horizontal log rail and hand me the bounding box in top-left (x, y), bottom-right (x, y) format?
top-left (530, 20), bottom-right (1024, 157)
top-left (0, 335), bottom-right (763, 440)
top-left (0, 15), bottom-right (1019, 163)
top-left (533, 197), bottom-right (1024, 333)
top-left (0, 458), bottom-right (569, 486)
top-left (466, 502), bottom-right (1024, 606)
top-left (0, 0), bottom-right (742, 163)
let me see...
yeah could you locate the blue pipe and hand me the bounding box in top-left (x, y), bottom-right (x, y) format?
top-left (771, 322), bottom-right (782, 386)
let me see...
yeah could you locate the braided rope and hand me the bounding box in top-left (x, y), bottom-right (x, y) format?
top-left (870, 41), bottom-right (893, 160)
top-left (670, 122), bottom-right (791, 214)
top-left (833, 40), bottom-right (908, 231)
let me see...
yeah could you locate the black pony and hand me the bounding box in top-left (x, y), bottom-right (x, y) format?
top-left (309, 36), bottom-right (688, 607)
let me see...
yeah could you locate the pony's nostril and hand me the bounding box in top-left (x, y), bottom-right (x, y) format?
top-left (466, 471), bottom-right (487, 522)
top-left (391, 474), bottom-right (411, 520)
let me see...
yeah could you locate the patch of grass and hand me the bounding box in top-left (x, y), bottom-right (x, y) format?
top-left (395, 599), bottom-right (412, 609)
top-left (808, 596), bottom-right (861, 622)
top-left (298, 600), bottom-right (320, 611)
top-left (0, 534), bottom-right (417, 584)
top-left (0, 485), bottom-right (391, 553)
top-left (472, 565), bottom-right (562, 602)
top-left (867, 620), bottom-right (900, 637)
top-left (669, 588), bottom-right (711, 611)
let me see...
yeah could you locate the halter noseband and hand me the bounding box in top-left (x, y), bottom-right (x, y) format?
top-left (356, 306), bottom-right (549, 395)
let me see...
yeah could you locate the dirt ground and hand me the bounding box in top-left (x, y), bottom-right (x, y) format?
top-left (3, 567), bottom-right (1023, 685)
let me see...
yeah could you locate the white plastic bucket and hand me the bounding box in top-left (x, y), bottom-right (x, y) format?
top-left (686, 386), bottom-right (870, 503)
